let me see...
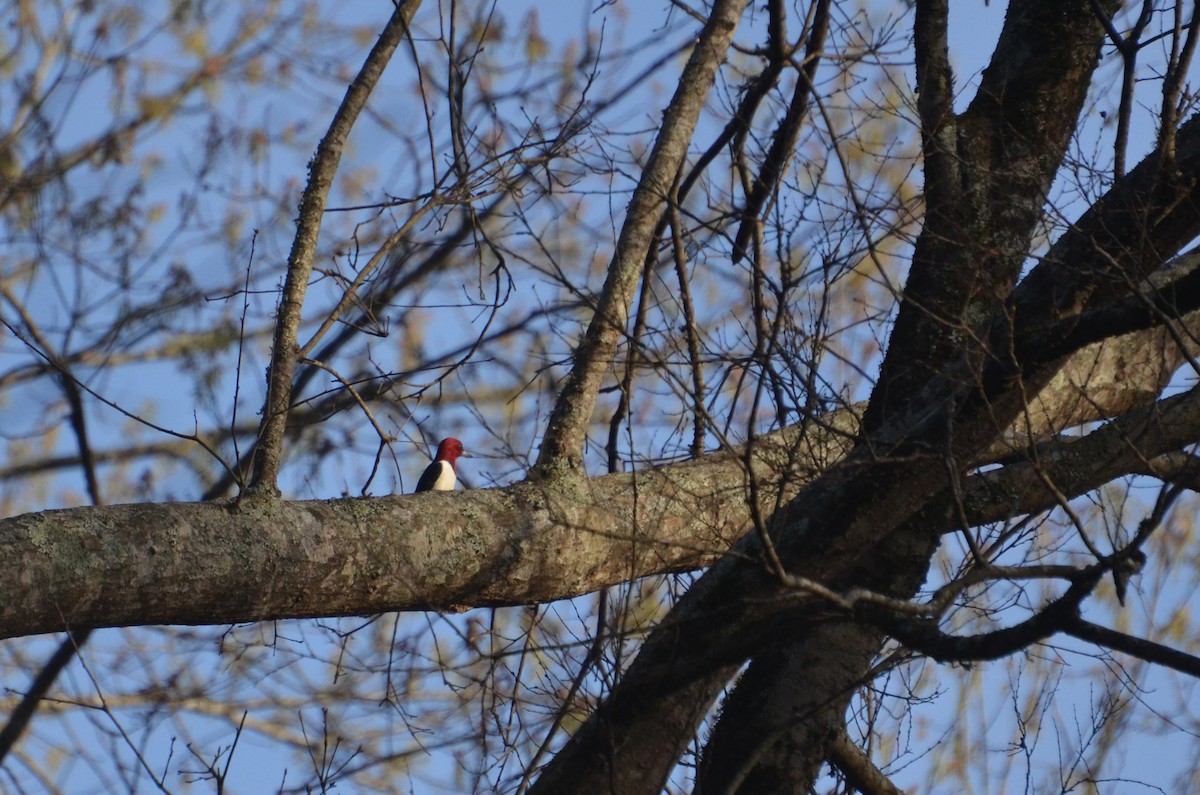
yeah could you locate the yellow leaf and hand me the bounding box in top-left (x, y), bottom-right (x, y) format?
top-left (353, 25), bottom-right (375, 47)
top-left (137, 93), bottom-right (176, 120)
top-left (524, 10), bottom-right (548, 62)
top-left (243, 55), bottom-right (265, 84)
top-left (182, 27), bottom-right (207, 56)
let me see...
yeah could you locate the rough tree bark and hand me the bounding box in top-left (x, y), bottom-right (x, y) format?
top-left (698, 1), bottom-right (1124, 788)
top-left (6, 294), bottom-right (1200, 643)
top-left (529, 2), bottom-right (1200, 792)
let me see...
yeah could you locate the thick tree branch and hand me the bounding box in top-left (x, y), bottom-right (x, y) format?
top-left (940, 385), bottom-right (1200, 530)
top-left (912, 0), bottom-right (955, 205)
top-left (1014, 252), bottom-right (1200, 371)
top-left (826, 730), bottom-right (907, 795)
top-left (1008, 111), bottom-right (1200, 333)
top-left (0, 415), bottom-right (857, 641)
top-left (535, 106), bottom-right (1200, 788)
top-left (865, 0), bottom-right (1113, 431)
top-left (9, 322), bottom-right (1199, 644)
top-left (697, 621), bottom-right (888, 793)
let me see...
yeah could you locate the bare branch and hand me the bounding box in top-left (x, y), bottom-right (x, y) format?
top-left (534, 0), bottom-right (750, 478)
top-left (249, 1), bottom-right (421, 496)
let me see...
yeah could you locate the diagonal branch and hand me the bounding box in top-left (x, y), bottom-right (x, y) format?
top-left (729, 0), bottom-right (831, 264)
top-left (533, 0), bottom-right (750, 478)
top-left (1006, 112), bottom-right (1200, 334)
top-left (866, 0), bottom-right (1114, 431)
top-left (533, 118), bottom-right (1200, 789)
top-left (1065, 617), bottom-right (1200, 678)
top-left (248, 1), bottom-right (421, 496)
top-left (865, 574), bottom-right (1102, 663)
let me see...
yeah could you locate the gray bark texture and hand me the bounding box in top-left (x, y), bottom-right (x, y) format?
top-left (5, 307), bottom-right (1197, 644)
top-left (528, 0), bottom-right (1200, 791)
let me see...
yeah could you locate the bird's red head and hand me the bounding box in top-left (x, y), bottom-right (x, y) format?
top-left (434, 437), bottom-right (467, 467)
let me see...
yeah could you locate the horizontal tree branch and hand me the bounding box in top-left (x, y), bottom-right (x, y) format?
top-left (3, 294), bottom-right (1199, 641)
top-left (0, 415), bottom-right (859, 641)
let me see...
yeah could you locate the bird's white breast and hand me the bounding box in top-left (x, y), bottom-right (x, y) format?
top-left (428, 460), bottom-right (457, 491)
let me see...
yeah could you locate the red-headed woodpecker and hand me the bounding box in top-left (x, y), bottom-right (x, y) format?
top-left (415, 437), bottom-right (468, 492)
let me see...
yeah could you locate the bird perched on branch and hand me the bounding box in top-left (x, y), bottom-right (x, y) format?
top-left (415, 438), bottom-right (468, 492)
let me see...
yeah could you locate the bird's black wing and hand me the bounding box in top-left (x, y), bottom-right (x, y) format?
top-left (414, 462), bottom-right (441, 493)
